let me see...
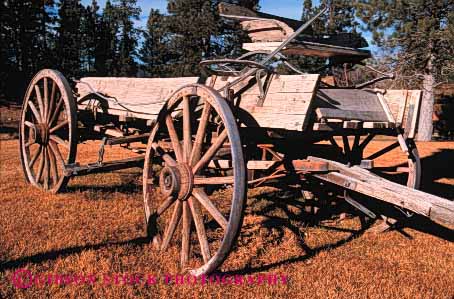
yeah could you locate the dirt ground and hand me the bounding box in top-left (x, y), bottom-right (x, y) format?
top-left (0, 137), bottom-right (453, 299)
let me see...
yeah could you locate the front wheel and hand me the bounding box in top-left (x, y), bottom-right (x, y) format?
top-left (143, 84), bottom-right (246, 276)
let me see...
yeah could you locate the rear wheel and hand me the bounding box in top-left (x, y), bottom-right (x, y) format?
top-left (19, 69), bottom-right (77, 193)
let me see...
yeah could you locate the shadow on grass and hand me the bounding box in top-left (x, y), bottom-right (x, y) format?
top-left (220, 187), bottom-right (373, 276)
top-left (419, 148), bottom-right (454, 199)
top-left (0, 237), bottom-right (149, 273)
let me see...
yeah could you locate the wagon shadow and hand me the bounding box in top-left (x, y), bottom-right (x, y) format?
top-left (221, 188), bottom-right (370, 276)
top-left (66, 172), bottom-right (143, 195)
top-left (419, 148), bottom-right (454, 199)
top-left (0, 237), bottom-right (149, 273)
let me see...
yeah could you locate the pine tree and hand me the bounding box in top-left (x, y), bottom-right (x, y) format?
top-left (115, 0), bottom-right (141, 76)
top-left (1, 0), bottom-right (56, 101)
top-left (356, 0), bottom-right (454, 140)
top-left (0, 0), bottom-right (14, 98)
top-left (57, 0), bottom-right (83, 78)
top-left (96, 0), bottom-right (119, 76)
top-left (140, 9), bottom-right (169, 77)
top-left (165, 0), bottom-right (220, 76)
top-left (162, 0), bottom-right (253, 77)
top-left (81, 0), bottom-right (100, 74)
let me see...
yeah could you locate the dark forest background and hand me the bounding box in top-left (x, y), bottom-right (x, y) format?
top-left (0, 0), bottom-right (452, 106)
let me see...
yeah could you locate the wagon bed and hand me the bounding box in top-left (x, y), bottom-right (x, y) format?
top-left (76, 75), bottom-right (421, 135)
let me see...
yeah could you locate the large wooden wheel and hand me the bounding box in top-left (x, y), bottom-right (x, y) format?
top-left (19, 69), bottom-right (77, 193)
top-left (143, 84), bottom-right (246, 276)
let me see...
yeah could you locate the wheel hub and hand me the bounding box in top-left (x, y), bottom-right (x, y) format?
top-left (159, 163), bottom-right (193, 201)
top-left (34, 123), bottom-right (50, 145)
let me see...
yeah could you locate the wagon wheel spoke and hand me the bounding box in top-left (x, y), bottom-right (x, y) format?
top-left (49, 96), bottom-right (63, 127)
top-left (157, 196), bottom-right (177, 216)
top-left (166, 115), bottom-right (184, 162)
top-left (190, 102), bottom-right (211, 166)
top-left (43, 147), bottom-right (50, 190)
top-left (47, 81), bottom-right (57, 123)
top-left (192, 188), bottom-right (228, 230)
top-left (49, 140), bottom-right (65, 165)
top-left (194, 176), bottom-right (235, 185)
top-left (342, 135), bottom-right (351, 158)
top-left (25, 140), bottom-right (36, 147)
top-left (192, 129), bottom-right (228, 175)
top-left (49, 120), bottom-right (69, 134)
top-left (183, 96), bottom-right (193, 162)
top-left (161, 200), bottom-right (182, 251)
top-left (43, 78), bottom-right (49, 120)
top-left (34, 85), bottom-right (45, 119)
top-left (181, 201), bottom-right (192, 268)
top-left (49, 135), bottom-right (70, 150)
top-left (24, 121), bottom-right (35, 128)
top-left (29, 145), bottom-right (43, 168)
top-left (151, 142), bottom-right (177, 166)
top-left (188, 196), bottom-right (211, 263)
top-left (35, 148), bottom-right (45, 185)
top-left (28, 101), bottom-right (42, 122)
top-left (48, 145), bottom-right (60, 185)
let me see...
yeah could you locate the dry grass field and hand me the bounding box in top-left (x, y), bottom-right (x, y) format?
top-left (1, 134), bottom-right (453, 298)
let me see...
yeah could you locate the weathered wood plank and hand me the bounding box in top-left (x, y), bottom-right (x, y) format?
top-left (214, 74), bottom-right (319, 94)
top-left (218, 2), bottom-right (307, 31)
top-left (239, 19), bottom-right (294, 42)
top-left (316, 108), bottom-right (387, 122)
top-left (309, 156), bottom-right (454, 229)
top-left (215, 74), bottom-right (319, 131)
top-left (243, 41), bottom-right (371, 59)
top-left (383, 90), bottom-right (422, 134)
top-left (76, 77), bottom-right (200, 116)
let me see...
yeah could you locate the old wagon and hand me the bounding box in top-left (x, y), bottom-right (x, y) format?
top-left (19, 4), bottom-right (454, 276)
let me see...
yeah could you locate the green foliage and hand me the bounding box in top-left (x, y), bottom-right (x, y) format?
top-left (57, 0), bottom-right (84, 78)
top-left (141, 0), bottom-right (250, 77)
top-left (140, 9), bottom-right (170, 77)
top-left (356, 0), bottom-right (454, 83)
top-left (0, 0), bottom-right (56, 100)
top-left (115, 0), bottom-right (141, 76)
top-left (81, 0), bottom-right (101, 74)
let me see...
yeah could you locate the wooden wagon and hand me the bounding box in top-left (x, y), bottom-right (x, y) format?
top-left (18, 4), bottom-right (454, 276)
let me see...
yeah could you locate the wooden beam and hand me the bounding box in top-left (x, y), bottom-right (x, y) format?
top-left (308, 156), bottom-right (454, 229)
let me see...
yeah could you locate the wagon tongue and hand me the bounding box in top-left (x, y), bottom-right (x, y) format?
top-left (304, 156), bottom-right (454, 230)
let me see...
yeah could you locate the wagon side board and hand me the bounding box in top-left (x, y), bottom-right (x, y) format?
top-left (76, 77), bottom-right (200, 120)
top-left (213, 74), bottom-right (320, 131)
top-left (76, 75), bottom-right (422, 136)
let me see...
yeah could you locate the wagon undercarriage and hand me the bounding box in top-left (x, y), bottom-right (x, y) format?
top-left (18, 3), bottom-right (454, 277)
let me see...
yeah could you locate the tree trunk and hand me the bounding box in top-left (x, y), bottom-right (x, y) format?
top-left (416, 53), bottom-right (435, 141)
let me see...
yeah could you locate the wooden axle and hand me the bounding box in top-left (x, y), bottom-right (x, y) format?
top-left (64, 156), bottom-right (145, 177)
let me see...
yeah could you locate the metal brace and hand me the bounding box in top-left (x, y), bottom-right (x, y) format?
top-left (256, 70), bottom-right (274, 107)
